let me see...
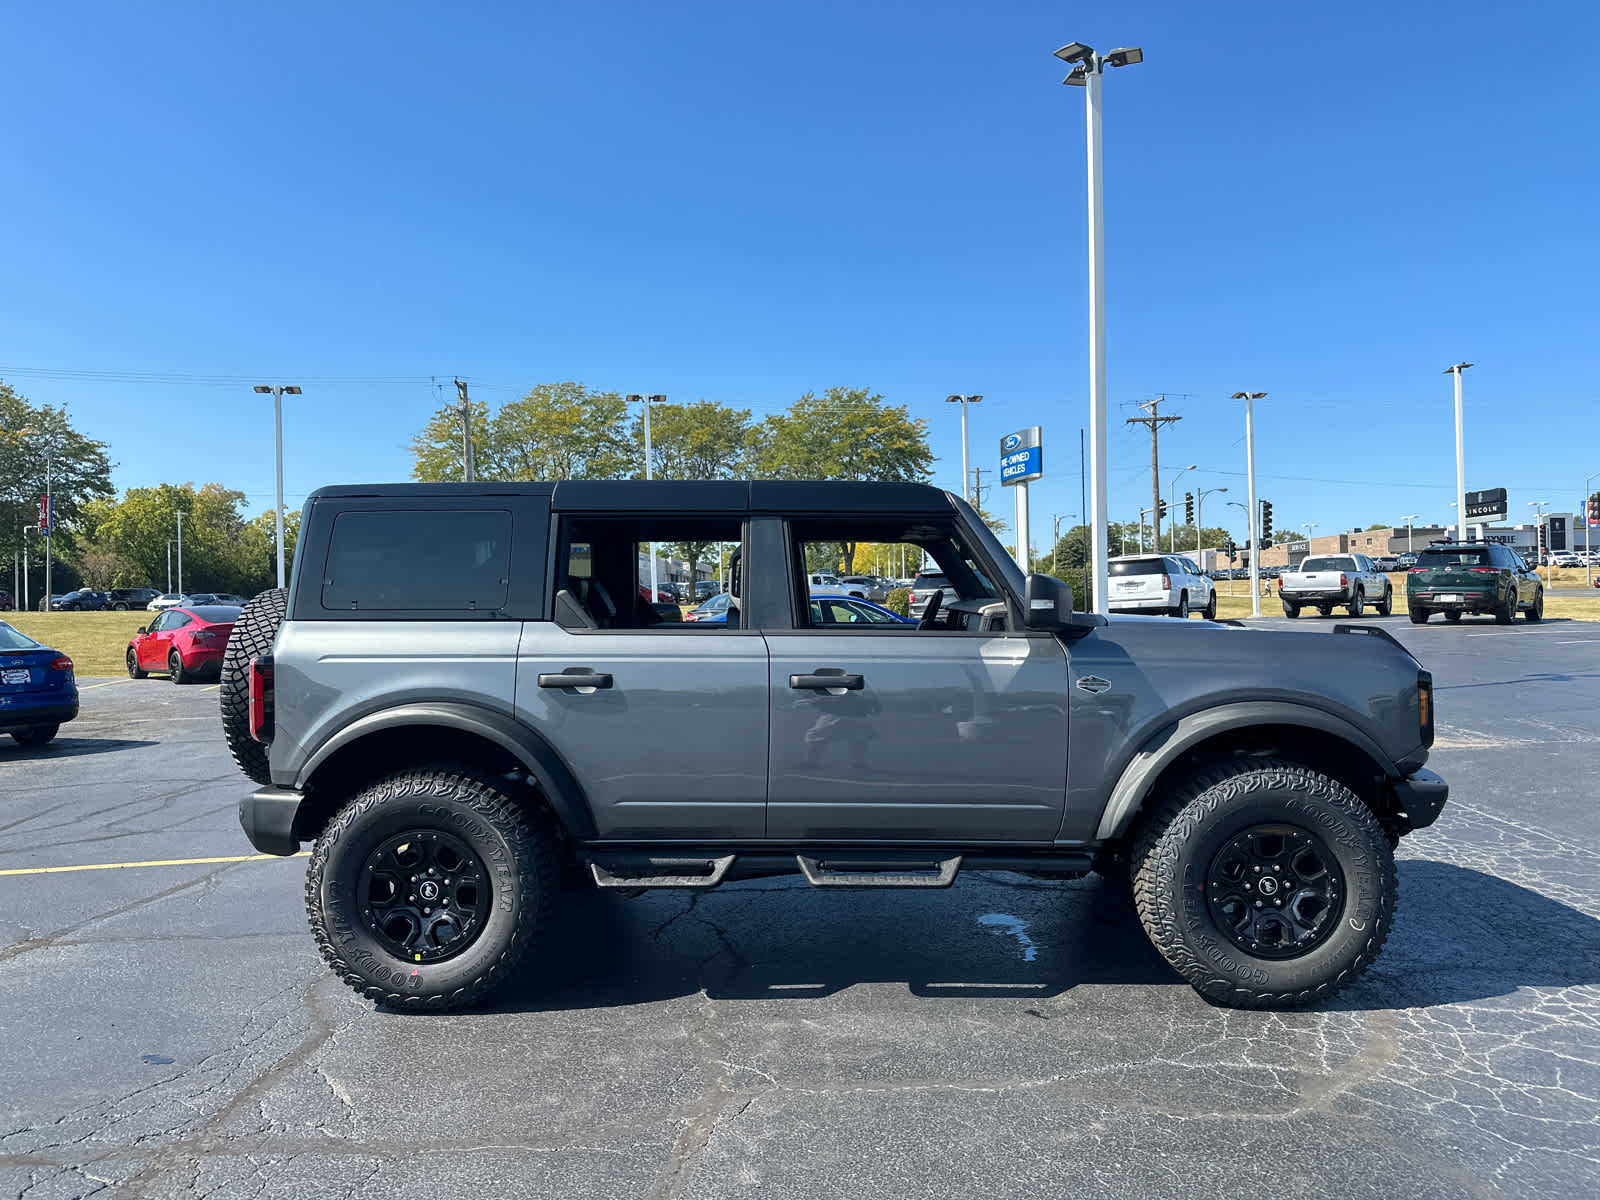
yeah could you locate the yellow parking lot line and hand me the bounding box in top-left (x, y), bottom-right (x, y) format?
top-left (202, 683), bottom-right (221, 692)
top-left (0, 851), bottom-right (310, 877)
top-left (79, 679), bottom-right (133, 690)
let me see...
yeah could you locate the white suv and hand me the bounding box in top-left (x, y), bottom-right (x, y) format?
top-left (1107, 554), bottom-right (1217, 619)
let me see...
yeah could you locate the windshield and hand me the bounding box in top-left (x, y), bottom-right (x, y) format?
top-left (1109, 559), bottom-right (1166, 576)
top-left (0, 623), bottom-right (43, 651)
top-left (1300, 557), bottom-right (1352, 572)
top-left (912, 573), bottom-right (950, 588)
top-left (1417, 547), bottom-right (1492, 567)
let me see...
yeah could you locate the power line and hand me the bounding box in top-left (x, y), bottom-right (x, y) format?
top-left (1126, 395), bottom-right (1182, 547)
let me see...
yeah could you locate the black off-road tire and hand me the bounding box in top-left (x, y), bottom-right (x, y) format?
top-left (1282, 601), bottom-right (1300, 619)
top-left (1130, 758), bottom-right (1397, 1009)
top-left (1375, 586), bottom-right (1392, 617)
top-left (1203, 591), bottom-right (1218, 621)
top-left (1347, 589), bottom-right (1364, 618)
top-left (11, 724), bottom-right (59, 748)
top-left (305, 766), bottom-right (556, 1011)
top-left (1409, 606), bottom-right (1429, 625)
top-left (127, 648), bottom-right (147, 679)
top-left (219, 588), bottom-right (288, 785)
top-left (1525, 589), bottom-right (1544, 623)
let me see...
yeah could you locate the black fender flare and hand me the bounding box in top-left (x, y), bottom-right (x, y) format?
top-left (1095, 701), bottom-right (1398, 841)
top-left (296, 701), bottom-right (597, 840)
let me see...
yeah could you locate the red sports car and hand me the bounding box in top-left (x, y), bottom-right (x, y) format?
top-left (126, 604), bottom-right (242, 683)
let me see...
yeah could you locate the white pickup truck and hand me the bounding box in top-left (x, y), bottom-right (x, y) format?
top-left (1278, 554), bottom-right (1393, 618)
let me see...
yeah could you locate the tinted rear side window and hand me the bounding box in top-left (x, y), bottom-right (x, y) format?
top-left (322, 510), bottom-right (511, 612)
top-left (1416, 547), bottom-right (1491, 567)
top-left (1109, 560), bottom-right (1165, 576)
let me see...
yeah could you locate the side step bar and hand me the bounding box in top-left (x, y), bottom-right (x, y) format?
top-left (591, 854), bottom-right (735, 889)
top-left (585, 849), bottom-right (1091, 890)
top-left (796, 854), bottom-right (961, 888)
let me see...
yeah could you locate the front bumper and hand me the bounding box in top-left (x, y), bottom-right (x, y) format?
top-left (0, 698), bottom-right (79, 730)
top-left (240, 785), bottom-right (305, 856)
top-left (1390, 766), bottom-right (1448, 832)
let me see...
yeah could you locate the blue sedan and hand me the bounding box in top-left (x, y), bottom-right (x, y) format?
top-left (0, 622), bottom-right (78, 747)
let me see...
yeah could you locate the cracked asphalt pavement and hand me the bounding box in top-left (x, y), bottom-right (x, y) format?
top-left (1, 615), bottom-right (1597, 1198)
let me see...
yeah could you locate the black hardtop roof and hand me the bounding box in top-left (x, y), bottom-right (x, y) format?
top-left (307, 479), bottom-right (956, 514)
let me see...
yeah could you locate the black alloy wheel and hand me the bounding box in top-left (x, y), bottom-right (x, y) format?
top-left (1526, 589), bottom-right (1544, 623)
top-left (169, 649), bottom-right (191, 684)
top-left (1496, 586), bottom-right (1516, 625)
top-left (127, 648), bottom-right (146, 679)
top-left (1203, 824), bottom-right (1346, 960)
top-left (1348, 589), bottom-right (1364, 618)
top-left (360, 830), bottom-right (492, 965)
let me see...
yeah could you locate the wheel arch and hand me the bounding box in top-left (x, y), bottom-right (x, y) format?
top-left (1096, 703), bottom-right (1399, 842)
top-left (292, 702), bottom-right (597, 845)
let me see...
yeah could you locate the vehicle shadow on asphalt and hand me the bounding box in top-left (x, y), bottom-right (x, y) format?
top-left (1332, 860), bottom-right (1600, 1010)
top-left (489, 874), bottom-right (1177, 1012)
top-left (0, 736), bottom-right (160, 759)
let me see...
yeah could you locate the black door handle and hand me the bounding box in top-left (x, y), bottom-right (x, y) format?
top-left (789, 672), bottom-right (865, 691)
top-left (538, 670), bottom-right (613, 690)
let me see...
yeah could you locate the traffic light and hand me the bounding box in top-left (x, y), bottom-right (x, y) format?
top-left (1538, 522), bottom-right (1547, 552)
top-left (1260, 500), bottom-right (1274, 544)
top-left (1157, 499), bottom-right (1168, 521)
top-left (1185, 492), bottom-right (1195, 526)
top-left (1224, 538), bottom-right (1236, 561)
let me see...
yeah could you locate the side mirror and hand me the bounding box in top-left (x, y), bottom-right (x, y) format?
top-left (1023, 573), bottom-right (1075, 630)
top-left (136, 626), bottom-right (147, 634)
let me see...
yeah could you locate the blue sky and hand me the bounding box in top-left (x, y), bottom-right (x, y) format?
top-left (3, 0), bottom-right (1597, 549)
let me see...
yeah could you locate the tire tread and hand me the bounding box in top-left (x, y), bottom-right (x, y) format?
top-left (219, 588), bottom-right (288, 784)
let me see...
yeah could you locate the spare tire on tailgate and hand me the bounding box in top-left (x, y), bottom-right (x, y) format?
top-left (220, 588), bottom-right (288, 785)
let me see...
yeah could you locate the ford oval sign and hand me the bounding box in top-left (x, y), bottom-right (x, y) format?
top-left (1002, 434), bottom-right (1022, 451)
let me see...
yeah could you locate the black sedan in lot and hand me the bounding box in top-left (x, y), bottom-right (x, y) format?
top-left (51, 589), bottom-right (110, 611)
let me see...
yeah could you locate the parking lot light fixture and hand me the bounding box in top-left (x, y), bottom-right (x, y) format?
top-left (946, 395), bottom-right (983, 504)
top-left (1529, 500), bottom-right (1551, 584)
top-left (255, 385), bottom-right (302, 589)
top-left (1232, 393), bottom-right (1267, 615)
top-left (627, 394), bottom-right (668, 599)
top-left (1059, 39), bottom-right (1144, 614)
top-left (1444, 363), bottom-right (1473, 541)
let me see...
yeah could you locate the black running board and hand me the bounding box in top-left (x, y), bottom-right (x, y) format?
top-left (585, 848), bottom-right (1091, 890)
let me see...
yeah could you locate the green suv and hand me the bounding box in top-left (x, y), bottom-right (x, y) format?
top-left (1406, 541), bottom-right (1543, 625)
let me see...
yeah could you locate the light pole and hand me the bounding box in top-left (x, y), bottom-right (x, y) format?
top-left (1138, 506), bottom-right (1153, 553)
top-left (1444, 363), bottom-right (1473, 542)
top-left (1197, 486), bottom-right (1227, 555)
top-left (1302, 522), bottom-right (1317, 550)
top-left (1057, 40), bottom-right (1143, 614)
top-left (253, 385), bottom-right (302, 589)
top-left (946, 395), bottom-right (983, 504)
top-left (1402, 514), bottom-right (1418, 555)
top-left (1529, 500), bottom-right (1550, 585)
top-left (1167, 464), bottom-right (1195, 552)
top-left (627, 394), bottom-right (667, 599)
top-left (1584, 471), bottom-right (1600, 588)
top-left (176, 511), bottom-right (185, 595)
top-left (1232, 393), bottom-right (1267, 615)
top-left (20, 525), bottom-right (35, 612)
top-left (1049, 512), bottom-right (1077, 575)
top-left (167, 539), bottom-right (176, 593)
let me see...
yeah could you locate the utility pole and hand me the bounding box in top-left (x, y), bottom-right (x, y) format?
top-left (1127, 396), bottom-right (1181, 549)
top-left (455, 379), bottom-right (476, 482)
top-left (969, 467), bottom-right (990, 513)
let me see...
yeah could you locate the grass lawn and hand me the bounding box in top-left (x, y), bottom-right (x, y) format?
top-left (4, 612), bottom-right (150, 676)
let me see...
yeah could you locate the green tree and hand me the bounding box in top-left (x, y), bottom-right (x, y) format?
top-left (411, 382), bottom-right (633, 483)
top-left (0, 382), bottom-right (115, 568)
top-left (752, 386), bottom-right (933, 572)
top-left (641, 399), bottom-right (755, 586)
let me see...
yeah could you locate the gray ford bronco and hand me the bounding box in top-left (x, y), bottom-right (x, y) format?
top-left (222, 480), bottom-right (1446, 1011)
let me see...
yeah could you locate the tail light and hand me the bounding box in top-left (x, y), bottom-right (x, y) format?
top-left (49, 656), bottom-right (73, 672)
top-left (191, 629), bottom-right (218, 643)
top-left (1468, 567), bottom-right (1499, 573)
top-left (1161, 574), bottom-right (1171, 590)
top-left (1417, 670), bottom-right (1434, 748)
top-left (1408, 568), bottom-right (1426, 573)
top-left (249, 656), bottom-right (274, 743)
top-left (1339, 573), bottom-right (1349, 588)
